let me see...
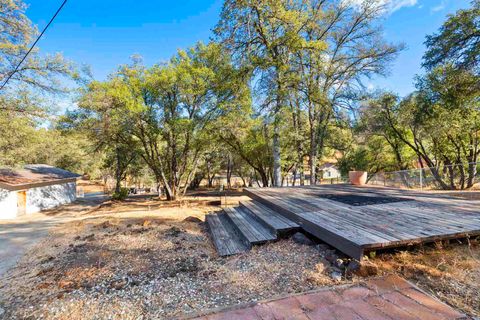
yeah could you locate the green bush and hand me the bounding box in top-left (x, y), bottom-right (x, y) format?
top-left (112, 187), bottom-right (129, 200)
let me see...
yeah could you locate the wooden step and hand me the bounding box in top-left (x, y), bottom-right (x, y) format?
top-left (224, 207), bottom-right (277, 245)
top-left (240, 200), bottom-right (300, 236)
top-left (206, 213), bottom-right (250, 256)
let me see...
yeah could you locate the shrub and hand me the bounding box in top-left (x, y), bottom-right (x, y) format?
top-left (112, 187), bottom-right (129, 200)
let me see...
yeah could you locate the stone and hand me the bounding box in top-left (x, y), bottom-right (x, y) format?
top-left (183, 216), bottom-right (202, 223)
top-left (315, 243), bottom-right (331, 252)
top-left (324, 250), bottom-right (339, 264)
top-left (345, 260), bottom-right (361, 276)
top-left (330, 270), bottom-right (342, 282)
top-left (334, 258), bottom-right (345, 269)
top-left (291, 232), bottom-right (314, 246)
top-left (0, 306), bottom-right (4, 317)
top-left (111, 278), bottom-right (128, 290)
top-left (166, 226), bottom-right (183, 237)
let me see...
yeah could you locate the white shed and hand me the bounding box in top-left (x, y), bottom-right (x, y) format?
top-left (0, 165), bottom-right (81, 219)
top-left (319, 163), bottom-right (341, 179)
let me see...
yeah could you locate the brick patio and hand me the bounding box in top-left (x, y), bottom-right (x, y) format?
top-left (191, 275), bottom-right (468, 320)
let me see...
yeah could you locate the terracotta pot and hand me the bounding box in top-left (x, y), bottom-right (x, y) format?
top-left (349, 171), bottom-right (367, 185)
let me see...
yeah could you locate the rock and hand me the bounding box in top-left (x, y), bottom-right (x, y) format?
top-left (72, 243), bottom-right (88, 253)
top-left (330, 270), bottom-right (342, 282)
top-left (334, 258), bottom-right (345, 269)
top-left (166, 226), bottom-right (183, 237)
top-left (110, 278), bottom-right (128, 290)
top-left (346, 260), bottom-right (361, 273)
top-left (324, 250), bottom-right (339, 264)
top-left (81, 281), bottom-right (95, 290)
top-left (183, 216), bottom-right (202, 223)
top-left (0, 306), bottom-right (4, 317)
top-left (315, 243), bottom-right (331, 252)
top-left (291, 232), bottom-right (314, 246)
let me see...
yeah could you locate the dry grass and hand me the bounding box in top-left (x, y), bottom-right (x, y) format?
top-left (0, 194), bottom-right (335, 320)
top-left (371, 239), bottom-right (480, 317)
top-left (77, 180), bottom-right (105, 194)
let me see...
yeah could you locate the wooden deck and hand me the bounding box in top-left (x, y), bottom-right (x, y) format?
top-left (245, 185), bottom-right (480, 260)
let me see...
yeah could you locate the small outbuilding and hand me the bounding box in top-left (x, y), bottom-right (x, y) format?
top-left (319, 163), bottom-right (341, 179)
top-left (0, 164), bottom-right (81, 219)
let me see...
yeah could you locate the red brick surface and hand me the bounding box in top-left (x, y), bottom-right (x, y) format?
top-left (194, 275), bottom-right (468, 320)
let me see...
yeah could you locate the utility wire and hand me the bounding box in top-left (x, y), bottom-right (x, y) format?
top-left (0, 0), bottom-right (68, 91)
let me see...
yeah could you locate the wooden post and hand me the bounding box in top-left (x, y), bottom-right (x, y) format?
top-left (419, 169), bottom-right (423, 190)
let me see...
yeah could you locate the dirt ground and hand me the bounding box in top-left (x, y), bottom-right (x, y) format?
top-left (0, 191), bottom-right (478, 319)
top-left (77, 180), bottom-right (105, 194)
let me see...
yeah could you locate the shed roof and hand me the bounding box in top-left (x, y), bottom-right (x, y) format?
top-left (319, 163), bottom-right (338, 170)
top-left (0, 165), bottom-right (81, 190)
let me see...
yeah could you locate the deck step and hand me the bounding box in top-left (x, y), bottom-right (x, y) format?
top-left (240, 200), bottom-right (300, 236)
top-left (206, 213), bottom-right (250, 256)
top-left (224, 207), bottom-right (277, 245)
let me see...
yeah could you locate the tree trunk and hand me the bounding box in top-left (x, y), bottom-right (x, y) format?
top-left (272, 120), bottom-right (282, 187)
top-left (115, 146), bottom-right (122, 194)
top-left (309, 130), bottom-right (317, 185)
top-left (466, 162), bottom-right (477, 188)
top-left (226, 154), bottom-right (233, 189)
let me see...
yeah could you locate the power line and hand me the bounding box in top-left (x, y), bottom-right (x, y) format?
top-left (0, 0), bottom-right (68, 91)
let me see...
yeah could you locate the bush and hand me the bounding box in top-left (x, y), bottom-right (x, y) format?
top-left (112, 187), bottom-right (129, 200)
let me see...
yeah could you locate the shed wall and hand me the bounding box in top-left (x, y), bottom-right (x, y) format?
top-left (0, 189), bottom-right (18, 219)
top-left (26, 182), bottom-right (77, 214)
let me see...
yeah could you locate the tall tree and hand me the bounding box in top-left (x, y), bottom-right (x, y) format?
top-left (293, 0), bottom-right (401, 184)
top-left (423, 0), bottom-right (480, 73)
top-left (68, 79), bottom-right (140, 194)
top-left (114, 43), bottom-right (249, 200)
top-left (215, 0), bottom-right (327, 186)
top-left (0, 0), bottom-right (76, 104)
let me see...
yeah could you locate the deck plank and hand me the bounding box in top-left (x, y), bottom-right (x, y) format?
top-left (240, 200), bottom-right (299, 235)
top-left (224, 207), bottom-right (277, 245)
top-left (244, 185), bottom-right (480, 258)
top-left (206, 213), bottom-right (249, 256)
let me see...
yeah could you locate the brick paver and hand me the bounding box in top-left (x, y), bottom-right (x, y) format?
top-left (191, 275), bottom-right (468, 320)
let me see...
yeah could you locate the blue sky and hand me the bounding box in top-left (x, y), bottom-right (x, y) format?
top-left (26, 0), bottom-right (471, 97)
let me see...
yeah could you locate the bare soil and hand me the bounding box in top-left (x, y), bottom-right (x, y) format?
top-left (0, 191), bottom-right (478, 319)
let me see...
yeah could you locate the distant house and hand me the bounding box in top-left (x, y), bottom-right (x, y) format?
top-left (319, 163), bottom-right (341, 179)
top-left (0, 165), bottom-right (81, 219)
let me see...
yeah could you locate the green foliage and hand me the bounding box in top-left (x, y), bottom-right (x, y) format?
top-left (0, 0), bottom-right (78, 100)
top-left (111, 187), bottom-right (129, 201)
top-left (423, 0), bottom-right (480, 72)
top-left (70, 42), bottom-right (249, 199)
top-left (0, 107), bottom-right (100, 175)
